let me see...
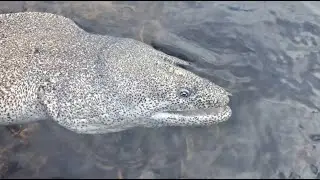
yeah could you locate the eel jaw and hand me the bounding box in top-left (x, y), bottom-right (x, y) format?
top-left (150, 105), bottom-right (232, 126)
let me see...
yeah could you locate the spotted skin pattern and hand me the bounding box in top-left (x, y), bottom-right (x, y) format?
top-left (0, 12), bottom-right (232, 134)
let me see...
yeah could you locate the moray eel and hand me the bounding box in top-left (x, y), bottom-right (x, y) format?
top-left (0, 12), bottom-right (232, 134)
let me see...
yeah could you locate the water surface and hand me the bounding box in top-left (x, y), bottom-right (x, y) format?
top-left (0, 1), bottom-right (320, 179)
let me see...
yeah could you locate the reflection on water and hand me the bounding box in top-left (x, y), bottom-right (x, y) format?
top-left (1, 1), bottom-right (320, 179)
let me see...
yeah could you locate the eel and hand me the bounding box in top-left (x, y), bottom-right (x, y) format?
top-left (0, 12), bottom-right (232, 134)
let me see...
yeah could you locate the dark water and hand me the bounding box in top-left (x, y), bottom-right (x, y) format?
top-left (1, 1), bottom-right (320, 179)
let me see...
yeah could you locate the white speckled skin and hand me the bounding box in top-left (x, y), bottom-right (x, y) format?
top-left (0, 12), bottom-right (232, 134)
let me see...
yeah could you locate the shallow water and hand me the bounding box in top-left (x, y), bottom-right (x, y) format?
top-left (1, 1), bottom-right (320, 179)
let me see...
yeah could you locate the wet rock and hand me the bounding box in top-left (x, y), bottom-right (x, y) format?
top-left (138, 170), bottom-right (155, 179)
top-left (310, 164), bottom-right (318, 175)
top-left (278, 172), bottom-right (286, 179)
top-left (288, 172), bottom-right (301, 179)
top-left (309, 134), bottom-right (320, 142)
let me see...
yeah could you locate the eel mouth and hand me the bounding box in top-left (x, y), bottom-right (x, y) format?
top-left (151, 105), bottom-right (232, 123)
top-left (165, 106), bottom-right (228, 116)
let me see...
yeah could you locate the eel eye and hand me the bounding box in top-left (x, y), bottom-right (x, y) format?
top-left (179, 88), bottom-right (191, 98)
